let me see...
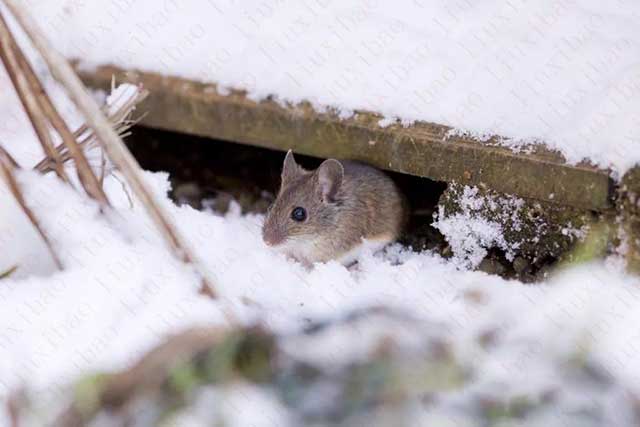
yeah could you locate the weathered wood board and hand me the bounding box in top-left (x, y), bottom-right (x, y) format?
top-left (78, 65), bottom-right (613, 211)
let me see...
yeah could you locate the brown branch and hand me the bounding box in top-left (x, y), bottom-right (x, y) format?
top-left (0, 145), bottom-right (63, 270)
top-left (19, 58), bottom-right (110, 205)
top-left (0, 9), bottom-right (110, 205)
top-left (6, 391), bottom-right (21, 427)
top-left (33, 85), bottom-right (148, 174)
top-left (0, 265), bottom-right (18, 279)
top-left (2, 0), bottom-right (219, 300)
top-left (0, 11), bottom-right (69, 183)
top-left (0, 144), bottom-right (20, 168)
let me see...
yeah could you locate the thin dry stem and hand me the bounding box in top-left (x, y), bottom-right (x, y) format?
top-left (3, 0), bottom-right (220, 301)
top-left (0, 11), bottom-right (69, 183)
top-left (0, 144), bottom-right (20, 168)
top-left (0, 265), bottom-right (18, 279)
top-left (33, 86), bottom-right (148, 174)
top-left (0, 9), bottom-right (110, 205)
top-left (0, 145), bottom-right (63, 270)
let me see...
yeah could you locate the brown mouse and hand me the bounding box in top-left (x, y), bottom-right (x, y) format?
top-left (262, 150), bottom-right (407, 265)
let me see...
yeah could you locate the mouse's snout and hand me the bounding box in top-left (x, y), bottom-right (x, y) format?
top-left (262, 225), bottom-right (284, 247)
top-left (262, 200), bottom-right (289, 247)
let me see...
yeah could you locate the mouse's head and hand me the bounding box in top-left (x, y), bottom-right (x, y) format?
top-left (262, 150), bottom-right (344, 254)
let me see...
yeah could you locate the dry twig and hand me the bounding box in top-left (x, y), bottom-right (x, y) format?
top-left (0, 9), bottom-right (110, 205)
top-left (0, 265), bottom-right (18, 279)
top-left (0, 11), bottom-right (68, 183)
top-left (0, 145), bottom-right (62, 269)
top-left (33, 83), bottom-right (148, 174)
top-left (2, 0), bottom-right (218, 299)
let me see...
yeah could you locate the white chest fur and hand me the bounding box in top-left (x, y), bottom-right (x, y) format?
top-left (335, 234), bottom-right (394, 265)
top-left (274, 233), bottom-right (394, 266)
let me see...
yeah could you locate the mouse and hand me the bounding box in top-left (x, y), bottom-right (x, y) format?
top-left (262, 150), bottom-right (408, 265)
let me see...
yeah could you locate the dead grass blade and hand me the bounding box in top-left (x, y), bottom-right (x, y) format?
top-left (0, 9), bottom-right (110, 206)
top-left (3, 0), bottom-right (218, 300)
top-left (33, 83), bottom-right (148, 174)
top-left (0, 145), bottom-right (63, 270)
top-left (0, 265), bottom-right (18, 279)
top-left (0, 11), bottom-right (69, 183)
top-left (0, 144), bottom-right (20, 168)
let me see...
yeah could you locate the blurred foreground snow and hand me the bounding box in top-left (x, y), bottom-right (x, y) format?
top-left (0, 163), bottom-right (639, 425)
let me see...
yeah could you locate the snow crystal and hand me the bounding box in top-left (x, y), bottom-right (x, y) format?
top-left (377, 117), bottom-right (396, 128)
top-left (105, 82), bottom-right (140, 116)
top-left (19, 0), bottom-right (640, 176)
top-left (434, 186), bottom-right (514, 267)
top-left (434, 184), bottom-right (586, 267)
top-left (434, 207), bottom-right (506, 268)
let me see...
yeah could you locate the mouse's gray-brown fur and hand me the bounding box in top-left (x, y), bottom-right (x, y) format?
top-left (262, 150), bottom-right (407, 265)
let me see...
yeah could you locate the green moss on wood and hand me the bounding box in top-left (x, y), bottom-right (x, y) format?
top-left (438, 183), bottom-right (593, 261)
top-left (618, 167), bottom-right (640, 274)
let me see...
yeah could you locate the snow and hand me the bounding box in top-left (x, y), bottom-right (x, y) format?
top-left (17, 0), bottom-right (640, 177)
top-left (0, 1), bottom-right (640, 425)
top-left (433, 185), bottom-right (513, 267)
top-left (0, 161), bottom-right (639, 424)
top-left (435, 209), bottom-right (506, 268)
top-left (168, 384), bottom-right (294, 427)
top-left (0, 67), bottom-right (638, 426)
top-left (433, 185), bottom-right (586, 267)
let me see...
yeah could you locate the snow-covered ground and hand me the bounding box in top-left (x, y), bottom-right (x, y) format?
top-left (0, 75), bottom-right (639, 424)
top-left (20, 0), bottom-right (640, 177)
top-left (1, 162), bottom-right (640, 425)
top-left (1, 1), bottom-right (640, 425)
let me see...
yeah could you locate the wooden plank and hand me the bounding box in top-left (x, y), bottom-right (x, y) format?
top-left (79, 65), bottom-right (613, 211)
top-left (619, 167), bottom-right (640, 273)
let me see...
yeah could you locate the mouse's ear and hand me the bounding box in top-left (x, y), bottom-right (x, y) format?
top-left (317, 159), bottom-right (344, 203)
top-left (281, 149), bottom-right (301, 182)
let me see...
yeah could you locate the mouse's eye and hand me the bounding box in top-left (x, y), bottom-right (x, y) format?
top-left (291, 206), bottom-right (307, 222)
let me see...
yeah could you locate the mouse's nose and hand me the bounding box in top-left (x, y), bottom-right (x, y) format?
top-left (262, 228), bottom-right (283, 247)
